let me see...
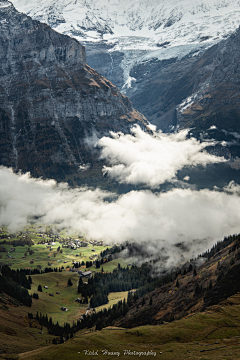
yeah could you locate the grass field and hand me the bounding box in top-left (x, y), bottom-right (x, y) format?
top-left (87, 258), bottom-right (136, 273)
top-left (29, 273), bottom-right (129, 324)
top-left (0, 223), bottom-right (112, 271)
top-left (96, 291), bottom-right (129, 312)
top-left (0, 241), bottom-right (110, 271)
top-left (29, 271), bottom-right (87, 325)
top-left (2, 293), bottom-right (239, 360)
top-left (0, 225), bottom-right (135, 328)
top-left (0, 293), bottom-right (56, 356)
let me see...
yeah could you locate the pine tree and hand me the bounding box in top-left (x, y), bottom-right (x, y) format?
top-left (188, 264), bottom-right (193, 272)
top-left (209, 279), bottom-right (213, 290)
top-left (195, 283), bottom-right (201, 295)
top-left (95, 318), bottom-right (102, 331)
top-left (67, 279), bottom-right (73, 286)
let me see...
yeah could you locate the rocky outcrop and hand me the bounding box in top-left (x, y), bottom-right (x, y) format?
top-left (175, 28), bottom-right (240, 131)
top-left (144, 26), bottom-right (240, 132)
top-left (0, 1), bottom-right (148, 182)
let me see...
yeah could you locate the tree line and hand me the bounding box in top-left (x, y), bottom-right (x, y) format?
top-left (200, 233), bottom-right (240, 260)
top-left (0, 266), bottom-right (32, 306)
top-left (1, 265), bottom-right (31, 289)
top-left (0, 238), bottom-right (33, 246)
top-left (77, 263), bottom-right (154, 308)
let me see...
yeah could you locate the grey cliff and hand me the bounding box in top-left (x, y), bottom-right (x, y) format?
top-left (0, 0), bottom-right (148, 183)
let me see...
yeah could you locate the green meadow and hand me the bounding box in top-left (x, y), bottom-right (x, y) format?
top-left (0, 224), bottom-right (110, 271)
top-left (95, 291), bottom-right (129, 312)
top-left (87, 258), bottom-right (135, 273)
top-left (29, 271), bottom-right (87, 325)
top-left (0, 242), bottom-right (109, 271)
top-left (0, 225), bottom-right (133, 326)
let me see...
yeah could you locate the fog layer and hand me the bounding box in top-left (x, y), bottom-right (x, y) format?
top-left (0, 127), bottom-right (238, 264)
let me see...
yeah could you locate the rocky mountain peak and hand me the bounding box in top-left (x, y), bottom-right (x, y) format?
top-left (0, 2), bottom-right (148, 183)
top-left (0, 0), bottom-right (86, 66)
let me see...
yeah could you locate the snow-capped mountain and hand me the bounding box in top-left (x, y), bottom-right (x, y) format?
top-left (10, 0), bottom-right (240, 47)
top-left (10, 0), bottom-right (240, 130)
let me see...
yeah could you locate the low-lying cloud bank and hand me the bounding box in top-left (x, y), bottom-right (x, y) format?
top-left (0, 127), bottom-right (238, 267)
top-left (1, 167), bottom-right (240, 266)
top-left (94, 126), bottom-right (224, 188)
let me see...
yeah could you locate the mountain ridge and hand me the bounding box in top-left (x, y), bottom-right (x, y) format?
top-left (11, 0), bottom-right (240, 46)
top-left (0, 0), bottom-right (149, 183)
top-left (10, 0), bottom-right (240, 132)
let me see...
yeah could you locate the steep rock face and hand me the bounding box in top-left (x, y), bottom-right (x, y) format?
top-left (175, 28), bottom-right (240, 131)
top-left (0, 1), bottom-right (148, 181)
top-left (147, 26), bottom-right (240, 132)
top-left (126, 54), bottom-right (202, 131)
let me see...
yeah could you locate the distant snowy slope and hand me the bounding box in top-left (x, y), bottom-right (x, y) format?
top-left (10, 0), bottom-right (240, 130)
top-left (11, 0), bottom-right (240, 49)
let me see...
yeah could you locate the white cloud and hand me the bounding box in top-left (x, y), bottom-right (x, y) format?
top-left (1, 166), bottom-right (240, 268)
top-left (97, 125), bottom-right (224, 188)
top-left (0, 127), bottom-right (238, 268)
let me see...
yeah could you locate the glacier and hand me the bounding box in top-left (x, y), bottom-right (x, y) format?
top-left (10, 0), bottom-right (240, 48)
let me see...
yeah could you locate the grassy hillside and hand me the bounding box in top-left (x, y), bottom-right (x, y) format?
top-left (116, 235), bottom-right (240, 328)
top-left (0, 293), bottom-right (56, 356)
top-left (29, 271), bottom-right (87, 325)
top-left (0, 293), bottom-right (239, 359)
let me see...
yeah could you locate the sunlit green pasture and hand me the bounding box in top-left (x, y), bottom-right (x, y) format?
top-left (0, 225), bottom-right (135, 328)
top-left (87, 258), bottom-right (136, 273)
top-left (95, 291), bottom-right (129, 312)
top-left (30, 271), bottom-right (87, 325)
top-left (0, 240), bottom-right (109, 271)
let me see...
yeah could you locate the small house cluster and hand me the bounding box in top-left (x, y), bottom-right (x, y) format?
top-left (89, 240), bottom-right (103, 246)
